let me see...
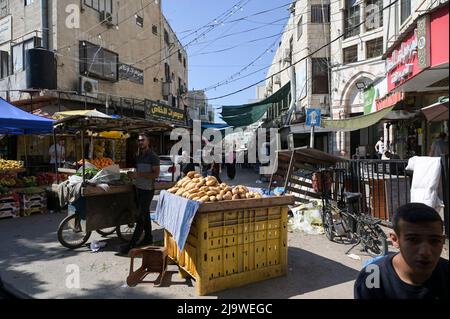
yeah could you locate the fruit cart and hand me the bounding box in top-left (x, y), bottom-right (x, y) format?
top-left (52, 113), bottom-right (172, 249)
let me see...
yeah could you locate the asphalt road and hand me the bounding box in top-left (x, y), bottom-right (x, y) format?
top-left (0, 167), bottom-right (447, 299)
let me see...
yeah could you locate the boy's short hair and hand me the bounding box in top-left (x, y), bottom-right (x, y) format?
top-left (393, 203), bottom-right (443, 235)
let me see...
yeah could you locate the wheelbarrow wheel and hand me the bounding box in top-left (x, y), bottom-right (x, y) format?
top-left (96, 227), bottom-right (117, 237)
top-left (58, 214), bottom-right (92, 249)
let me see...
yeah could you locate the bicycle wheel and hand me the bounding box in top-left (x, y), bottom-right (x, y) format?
top-left (359, 224), bottom-right (388, 257)
top-left (322, 209), bottom-right (335, 241)
top-left (57, 214), bottom-right (92, 249)
top-left (96, 227), bottom-right (117, 237)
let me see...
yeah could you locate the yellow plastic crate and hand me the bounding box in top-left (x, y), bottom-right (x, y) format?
top-left (165, 196), bottom-right (293, 295)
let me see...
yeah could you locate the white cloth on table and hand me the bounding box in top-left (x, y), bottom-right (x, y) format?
top-left (406, 156), bottom-right (443, 210)
top-left (155, 190), bottom-right (201, 251)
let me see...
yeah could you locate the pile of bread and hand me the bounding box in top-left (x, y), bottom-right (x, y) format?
top-left (167, 171), bottom-right (262, 203)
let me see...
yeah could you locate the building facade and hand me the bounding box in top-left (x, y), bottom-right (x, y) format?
top-left (262, 0), bottom-right (332, 151)
top-left (0, 0), bottom-right (188, 114)
top-left (187, 90), bottom-right (215, 123)
top-left (329, 0), bottom-right (386, 157)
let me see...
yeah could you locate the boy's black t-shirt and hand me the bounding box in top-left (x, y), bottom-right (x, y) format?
top-left (354, 253), bottom-right (448, 299)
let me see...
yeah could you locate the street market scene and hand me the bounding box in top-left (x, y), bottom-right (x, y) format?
top-left (0, 0), bottom-right (449, 301)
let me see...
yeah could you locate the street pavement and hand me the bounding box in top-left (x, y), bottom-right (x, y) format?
top-left (0, 167), bottom-right (448, 299)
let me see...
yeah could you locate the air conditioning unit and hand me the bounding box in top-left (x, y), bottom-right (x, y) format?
top-left (100, 11), bottom-right (114, 27)
top-left (283, 48), bottom-right (291, 64)
top-left (274, 75), bottom-right (281, 85)
top-left (80, 76), bottom-right (99, 98)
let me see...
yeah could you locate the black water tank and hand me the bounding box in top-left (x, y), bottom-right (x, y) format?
top-left (26, 48), bottom-right (57, 90)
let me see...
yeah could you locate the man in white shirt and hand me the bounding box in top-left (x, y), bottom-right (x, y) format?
top-left (49, 140), bottom-right (66, 168)
top-left (375, 137), bottom-right (385, 159)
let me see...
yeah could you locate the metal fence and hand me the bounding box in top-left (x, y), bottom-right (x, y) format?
top-left (337, 159), bottom-right (412, 227)
top-left (337, 157), bottom-right (449, 237)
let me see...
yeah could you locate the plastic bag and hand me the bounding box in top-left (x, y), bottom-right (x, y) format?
top-left (88, 165), bottom-right (120, 184)
top-left (68, 174), bottom-right (83, 185)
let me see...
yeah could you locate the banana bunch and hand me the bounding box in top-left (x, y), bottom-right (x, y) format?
top-left (0, 159), bottom-right (23, 170)
top-left (167, 171), bottom-right (262, 203)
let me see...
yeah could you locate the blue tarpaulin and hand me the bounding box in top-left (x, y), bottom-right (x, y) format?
top-left (0, 98), bottom-right (54, 134)
top-left (201, 122), bottom-right (229, 130)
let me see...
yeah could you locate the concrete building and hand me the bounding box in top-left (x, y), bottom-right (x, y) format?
top-left (262, 0), bottom-right (332, 151)
top-left (187, 90), bottom-right (215, 122)
top-left (329, 0), bottom-right (386, 157)
top-left (0, 0), bottom-right (188, 117)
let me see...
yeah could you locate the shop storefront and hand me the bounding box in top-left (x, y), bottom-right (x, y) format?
top-left (145, 101), bottom-right (188, 155)
top-left (383, 3), bottom-right (449, 155)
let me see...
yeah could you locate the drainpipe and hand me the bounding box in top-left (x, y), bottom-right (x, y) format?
top-left (41, 0), bottom-right (49, 49)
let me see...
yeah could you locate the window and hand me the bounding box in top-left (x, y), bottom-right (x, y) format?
top-left (152, 25), bottom-right (158, 35)
top-left (164, 29), bottom-right (170, 45)
top-left (12, 37), bottom-right (41, 73)
top-left (25, 0), bottom-right (34, 6)
top-left (12, 44), bottom-right (23, 73)
top-left (366, 37), bottom-right (383, 58)
top-left (297, 16), bottom-right (303, 40)
top-left (178, 77), bottom-right (182, 93)
top-left (0, 0), bottom-right (8, 18)
top-left (344, 0), bottom-right (360, 38)
top-left (164, 63), bottom-right (170, 82)
top-left (84, 0), bottom-right (112, 13)
top-left (311, 58), bottom-right (329, 94)
top-left (183, 57), bottom-right (186, 68)
top-left (365, 0), bottom-right (383, 30)
top-left (136, 15), bottom-right (143, 27)
top-left (343, 45), bottom-right (358, 64)
top-left (178, 50), bottom-right (182, 63)
top-left (0, 51), bottom-right (8, 78)
top-left (401, 0), bottom-right (411, 24)
top-left (311, 5), bottom-right (330, 23)
top-left (79, 41), bottom-right (118, 81)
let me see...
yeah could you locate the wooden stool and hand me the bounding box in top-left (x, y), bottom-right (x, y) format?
top-left (126, 246), bottom-right (168, 287)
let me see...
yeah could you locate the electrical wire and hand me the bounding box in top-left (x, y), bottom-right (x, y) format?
top-left (202, 0), bottom-right (400, 101)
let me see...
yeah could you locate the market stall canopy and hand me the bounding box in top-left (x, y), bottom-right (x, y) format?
top-left (421, 96), bottom-right (449, 122)
top-left (53, 113), bottom-right (172, 134)
top-left (0, 98), bottom-right (54, 134)
top-left (53, 109), bottom-right (112, 120)
top-left (321, 106), bottom-right (395, 132)
top-left (220, 82), bottom-right (290, 127)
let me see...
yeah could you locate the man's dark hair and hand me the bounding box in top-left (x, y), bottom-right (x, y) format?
top-left (139, 132), bottom-right (151, 139)
top-left (393, 203), bottom-right (443, 234)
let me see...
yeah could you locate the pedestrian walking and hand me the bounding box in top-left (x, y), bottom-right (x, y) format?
top-left (374, 137), bottom-right (385, 159)
top-left (429, 132), bottom-right (448, 157)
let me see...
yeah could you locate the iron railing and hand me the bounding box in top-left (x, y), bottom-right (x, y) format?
top-left (337, 159), bottom-right (412, 227)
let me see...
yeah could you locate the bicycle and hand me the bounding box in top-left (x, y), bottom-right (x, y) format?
top-left (316, 169), bottom-right (388, 257)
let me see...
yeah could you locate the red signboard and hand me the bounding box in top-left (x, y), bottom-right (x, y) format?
top-left (430, 5), bottom-right (449, 67)
top-left (386, 4), bottom-right (449, 92)
top-left (375, 92), bottom-right (405, 111)
top-left (386, 29), bottom-right (422, 91)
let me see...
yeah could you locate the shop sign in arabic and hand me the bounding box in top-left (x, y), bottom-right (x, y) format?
top-left (146, 104), bottom-right (185, 125)
top-left (119, 63), bottom-right (144, 84)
